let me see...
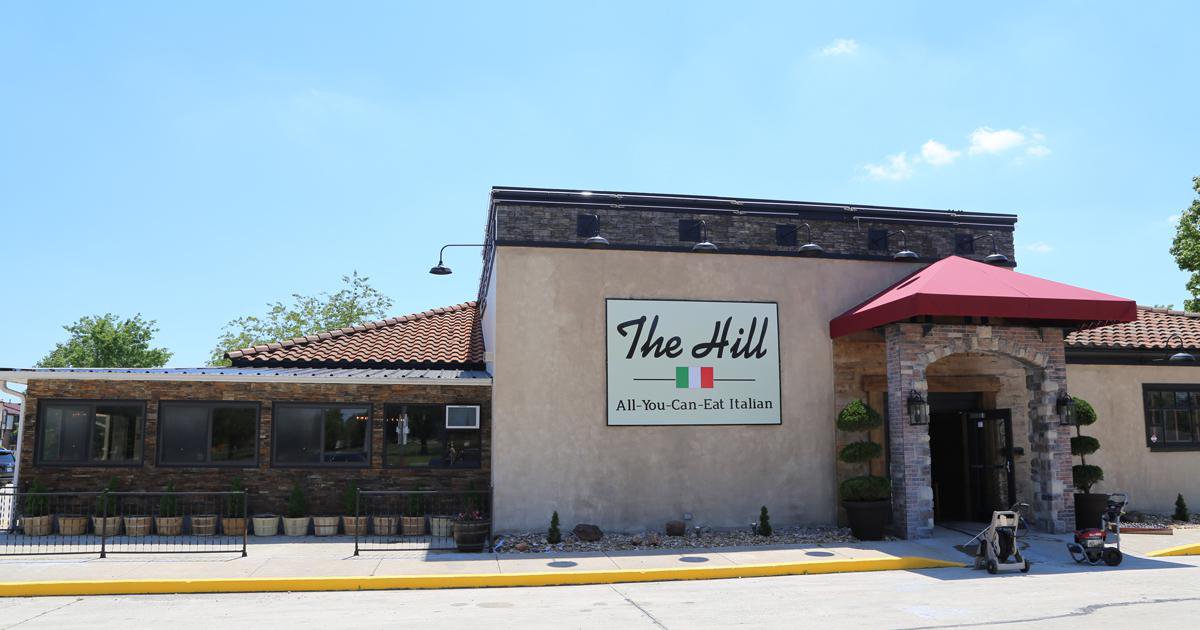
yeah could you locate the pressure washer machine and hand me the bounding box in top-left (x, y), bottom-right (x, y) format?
top-left (970, 502), bottom-right (1031, 574)
top-left (1067, 493), bottom-right (1127, 566)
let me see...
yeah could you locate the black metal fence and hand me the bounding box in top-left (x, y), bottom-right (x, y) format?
top-left (0, 491), bottom-right (247, 557)
top-left (353, 489), bottom-right (492, 554)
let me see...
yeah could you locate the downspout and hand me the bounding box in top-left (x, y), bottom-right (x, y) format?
top-left (1, 382), bottom-right (25, 492)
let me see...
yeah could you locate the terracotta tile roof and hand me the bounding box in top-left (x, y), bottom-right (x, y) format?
top-left (1066, 306), bottom-right (1200, 350)
top-left (225, 301), bottom-right (484, 368)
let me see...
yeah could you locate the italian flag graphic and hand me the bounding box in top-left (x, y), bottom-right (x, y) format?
top-left (676, 366), bottom-right (715, 389)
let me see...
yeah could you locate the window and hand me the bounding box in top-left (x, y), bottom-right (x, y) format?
top-left (1143, 386), bottom-right (1200, 450)
top-left (37, 401), bottom-right (144, 465)
top-left (383, 404), bottom-right (482, 469)
top-left (679, 219), bottom-right (702, 242)
top-left (868, 228), bottom-right (889, 251)
top-left (576, 213), bottom-right (599, 237)
top-left (159, 402), bottom-right (259, 466)
top-left (272, 404), bottom-right (370, 466)
top-left (955, 233), bottom-right (976, 255)
top-left (775, 225), bottom-right (798, 247)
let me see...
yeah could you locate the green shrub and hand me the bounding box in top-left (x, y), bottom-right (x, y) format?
top-left (839, 476), bottom-right (892, 502)
top-left (1174, 494), bottom-right (1190, 522)
top-left (755, 506), bottom-right (772, 537)
top-left (225, 478), bottom-right (246, 518)
top-left (23, 479), bottom-right (49, 517)
top-left (342, 481), bottom-right (359, 516)
top-left (1072, 464), bottom-right (1104, 493)
top-left (839, 441), bottom-right (883, 463)
top-left (1070, 436), bottom-right (1100, 457)
top-left (1073, 398), bottom-right (1097, 426)
top-left (547, 511), bottom-right (562, 544)
top-left (406, 493), bottom-right (425, 517)
top-left (159, 482), bottom-right (178, 517)
top-left (286, 483), bottom-right (307, 518)
top-left (836, 400), bottom-right (883, 433)
top-left (95, 477), bottom-right (117, 516)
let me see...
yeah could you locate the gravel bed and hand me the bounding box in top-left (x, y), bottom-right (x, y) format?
top-left (495, 526), bottom-right (859, 553)
top-left (1120, 511), bottom-right (1200, 529)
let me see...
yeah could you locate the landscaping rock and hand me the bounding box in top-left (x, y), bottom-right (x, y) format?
top-left (665, 520), bottom-right (686, 536)
top-left (514, 542), bottom-right (530, 552)
top-left (645, 532), bottom-right (661, 546)
top-left (495, 525), bottom-right (854, 553)
top-left (573, 523), bottom-right (604, 542)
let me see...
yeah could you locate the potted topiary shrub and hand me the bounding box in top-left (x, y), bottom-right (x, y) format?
top-left (1070, 398), bottom-right (1107, 529)
top-left (401, 493), bottom-right (426, 536)
top-left (21, 479), bottom-right (52, 536)
top-left (92, 477), bottom-right (121, 537)
top-left (155, 482), bottom-right (184, 536)
top-left (282, 483), bottom-right (310, 536)
top-left (837, 400), bottom-right (891, 541)
top-left (342, 481), bottom-right (368, 536)
top-left (452, 510), bottom-right (490, 552)
top-left (222, 478), bottom-right (247, 536)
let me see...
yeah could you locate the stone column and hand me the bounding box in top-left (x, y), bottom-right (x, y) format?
top-left (884, 324), bottom-right (934, 539)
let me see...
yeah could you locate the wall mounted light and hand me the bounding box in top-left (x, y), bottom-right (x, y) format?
top-left (692, 220), bottom-right (718, 252)
top-left (889, 230), bottom-right (919, 261)
top-left (1166, 333), bottom-right (1196, 363)
top-left (1056, 392), bottom-right (1077, 426)
top-left (781, 223), bottom-right (824, 256)
top-left (429, 243), bottom-right (487, 276)
top-left (581, 213), bottom-right (609, 248)
top-left (964, 233), bottom-right (1010, 265)
top-left (907, 390), bottom-right (929, 425)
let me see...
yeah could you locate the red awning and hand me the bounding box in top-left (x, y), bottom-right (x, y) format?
top-left (829, 256), bottom-right (1137, 338)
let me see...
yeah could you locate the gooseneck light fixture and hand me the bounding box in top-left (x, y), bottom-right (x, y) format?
top-left (582, 213), bottom-right (609, 248)
top-left (429, 243), bottom-right (487, 276)
top-left (889, 230), bottom-right (919, 261)
top-left (692, 220), bottom-right (718, 252)
top-left (906, 390), bottom-right (929, 425)
top-left (965, 233), bottom-right (1010, 265)
top-left (781, 223), bottom-right (824, 256)
top-left (1166, 333), bottom-right (1196, 363)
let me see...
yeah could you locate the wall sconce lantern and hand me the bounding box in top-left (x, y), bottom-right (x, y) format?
top-left (889, 230), bottom-right (919, 261)
top-left (1056, 393), bottom-right (1077, 426)
top-left (1166, 333), bottom-right (1196, 363)
top-left (429, 243), bottom-right (487, 276)
top-left (907, 390), bottom-right (929, 425)
top-left (692, 219), bottom-right (719, 253)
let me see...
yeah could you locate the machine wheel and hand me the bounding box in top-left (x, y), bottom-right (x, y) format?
top-left (1103, 548), bottom-right (1123, 567)
top-left (986, 560), bottom-right (998, 575)
top-left (1021, 559), bottom-right (1031, 573)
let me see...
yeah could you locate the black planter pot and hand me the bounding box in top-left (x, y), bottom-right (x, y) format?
top-left (843, 500), bottom-right (890, 541)
top-left (1075, 493), bottom-right (1108, 530)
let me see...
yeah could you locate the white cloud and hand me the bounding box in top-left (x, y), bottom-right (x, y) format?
top-left (863, 152), bottom-right (915, 181)
top-left (820, 38), bottom-right (859, 56)
top-left (1024, 241), bottom-right (1053, 254)
top-left (920, 140), bottom-right (961, 166)
top-left (968, 127), bottom-right (1028, 155)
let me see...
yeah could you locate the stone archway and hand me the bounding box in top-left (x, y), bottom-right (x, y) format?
top-left (883, 323), bottom-right (1074, 539)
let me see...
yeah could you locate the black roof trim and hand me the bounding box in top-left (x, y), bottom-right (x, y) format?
top-left (491, 186), bottom-right (1018, 228)
top-left (1065, 347), bottom-right (1200, 366)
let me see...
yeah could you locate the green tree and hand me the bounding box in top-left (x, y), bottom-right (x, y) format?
top-left (210, 272), bottom-right (393, 365)
top-left (1170, 177), bottom-right (1200, 311)
top-left (37, 314), bottom-right (171, 368)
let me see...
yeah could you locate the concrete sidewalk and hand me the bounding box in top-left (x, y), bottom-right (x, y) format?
top-left (1, 527), bottom-right (1197, 594)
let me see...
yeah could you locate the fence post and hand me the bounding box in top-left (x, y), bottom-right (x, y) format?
top-left (353, 488), bottom-right (360, 557)
top-left (99, 490), bottom-right (107, 559)
top-left (241, 492), bottom-right (248, 557)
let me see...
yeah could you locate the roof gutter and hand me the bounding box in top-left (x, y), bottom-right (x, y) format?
top-left (1, 381), bottom-right (26, 494)
top-left (0, 371), bottom-right (492, 386)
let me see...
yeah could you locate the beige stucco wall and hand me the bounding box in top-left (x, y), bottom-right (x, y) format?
top-left (1067, 363), bottom-right (1200, 514)
top-left (490, 246), bottom-right (920, 532)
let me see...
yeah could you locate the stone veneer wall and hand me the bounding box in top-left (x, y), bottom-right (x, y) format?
top-left (493, 203), bottom-right (1016, 265)
top-left (18, 380), bottom-right (490, 515)
top-left (884, 324), bottom-right (1073, 539)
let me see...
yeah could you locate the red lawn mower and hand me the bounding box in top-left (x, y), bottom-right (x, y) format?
top-left (1067, 493), bottom-right (1127, 566)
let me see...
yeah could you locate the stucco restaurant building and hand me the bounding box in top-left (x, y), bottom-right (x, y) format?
top-left (4, 186), bottom-right (1200, 539)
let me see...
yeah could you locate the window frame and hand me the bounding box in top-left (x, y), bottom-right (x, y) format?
top-left (382, 403), bottom-right (484, 470)
top-left (446, 405), bottom-right (481, 429)
top-left (35, 399), bottom-right (147, 467)
top-left (156, 400), bottom-right (262, 468)
top-left (1142, 384), bottom-right (1200, 451)
top-left (270, 402), bottom-right (373, 468)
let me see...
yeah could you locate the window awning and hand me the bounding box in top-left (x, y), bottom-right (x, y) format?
top-left (829, 256), bottom-right (1137, 338)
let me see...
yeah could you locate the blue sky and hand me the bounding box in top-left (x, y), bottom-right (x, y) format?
top-left (1, 1), bottom-right (1198, 371)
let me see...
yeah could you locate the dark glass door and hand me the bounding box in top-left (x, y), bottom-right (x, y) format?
top-left (965, 410), bottom-right (1016, 521)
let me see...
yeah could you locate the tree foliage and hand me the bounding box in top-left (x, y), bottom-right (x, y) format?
top-left (37, 314), bottom-right (171, 368)
top-left (1170, 177), bottom-right (1200, 311)
top-left (210, 272), bottom-right (393, 365)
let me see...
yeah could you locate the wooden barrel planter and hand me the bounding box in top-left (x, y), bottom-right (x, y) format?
top-left (401, 516), bottom-right (426, 536)
top-left (372, 515), bottom-right (398, 536)
top-left (156, 516), bottom-right (184, 536)
top-left (452, 521), bottom-right (491, 552)
top-left (342, 516), bottom-right (368, 536)
top-left (282, 516), bottom-right (310, 537)
top-left (92, 516), bottom-right (122, 537)
top-left (58, 515), bottom-right (88, 536)
top-left (312, 516), bottom-right (340, 536)
top-left (222, 517), bottom-right (247, 536)
top-left (251, 515), bottom-right (279, 536)
top-left (191, 515), bottom-right (218, 536)
top-left (124, 516), bottom-right (153, 537)
top-left (428, 515), bottom-right (453, 537)
top-left (22, 515), bottom-right (52, 537)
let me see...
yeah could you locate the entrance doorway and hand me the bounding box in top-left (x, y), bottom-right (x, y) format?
top-left (929, 393), bottom-right (1017, 523)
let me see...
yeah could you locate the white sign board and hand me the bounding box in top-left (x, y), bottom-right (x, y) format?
top-left (605, 299), bottom-right (781, 426)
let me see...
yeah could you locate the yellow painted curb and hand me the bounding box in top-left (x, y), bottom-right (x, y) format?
top-left (0, 556), bottom-right (962, 598)
top-left (1145, 543), bottom-right (1200, 557)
